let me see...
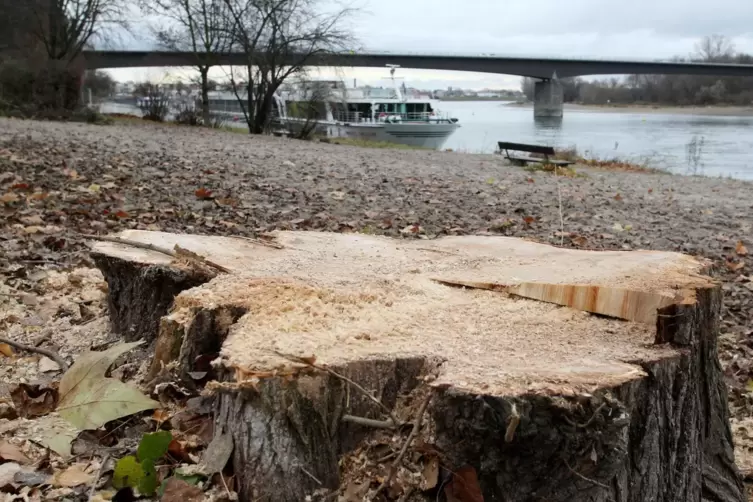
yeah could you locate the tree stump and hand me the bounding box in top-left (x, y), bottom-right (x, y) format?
top-left (90, 230), bottom-right (744, 502)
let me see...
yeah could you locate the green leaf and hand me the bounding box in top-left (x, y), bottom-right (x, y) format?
top-left (56, 342), bottom-right (159, 430)
top-left (113, 455), bottom-right (143, 490)
top-left (138, 459), bottom-right (158, 496)
top-left (137, 431), bottom-right (172, 462)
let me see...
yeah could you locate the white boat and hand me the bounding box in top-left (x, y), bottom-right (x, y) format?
top-left (206, 67), bottom-right (460, 149)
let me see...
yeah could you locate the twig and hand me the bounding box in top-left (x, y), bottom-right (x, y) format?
top-left (372, 391), bottom-right (434, 499)
top-left (231, 235), bottom-right (285, 250)
top-left (342, 414), bottom-right (396, 429)
top-left (82, 234), bottom-right (229, 274)
top-left (88, 454), bottom-right (110, 501)
top-left (274, 351), bottom-right (400, 427)
top-left (555, 165), bottom-right (565, 247)
top-left (218, 472), bottom-right (232, 499)
top-left (299, 465), bottom-right (323, 486)
top-left (0, 336), bottom-right (68, 371)
top-left (562, 402), bottom-right (607, 429)
top-left (504, 403), bottom-right (520, 443)
top-left (564, 459), bottom-right (610, 490)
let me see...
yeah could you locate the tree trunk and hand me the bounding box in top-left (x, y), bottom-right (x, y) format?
top-left (200, 67), bottom-right (210, 126)
top-left (89, 230), bottom-right (744, 502)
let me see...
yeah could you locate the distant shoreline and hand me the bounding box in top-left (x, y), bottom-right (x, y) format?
top-left (504, 101), bottom-right (753, 116)
top-left (439, 97), bottom-right (519, 102)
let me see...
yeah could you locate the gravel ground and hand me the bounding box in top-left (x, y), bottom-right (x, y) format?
top-left (2, 117), bottom-right (753, 472)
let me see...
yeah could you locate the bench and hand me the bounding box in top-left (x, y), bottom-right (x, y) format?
top-left (497, 141), bottom-right (574, 167)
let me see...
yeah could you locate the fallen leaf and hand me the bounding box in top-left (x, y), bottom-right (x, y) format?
top-left (444, 466), bottom-right (484, 502)
top-left (160, 477), bottom-right (204, 502)
top-left (613, 193), bottom-right (623, 201)
top-left (0, 462), bottom-right (21, 486)
top-left (736, 241), bottom-right (749, 256)
top-left (57, 342), bottom-right (159, 430)
top-left (0, 441), bottom-right (31, 464)
top-left (115, 210), bottom-right (130, 219)
top-left (113, 455), bottom-right (143, 490)
top-left (648, 188), bottom-right (653, 193)
top-left (34, 414), bottom-right (80, 459)
top-left (137, 431), bottom-right (172, 463)
top-left (1, 192), bottom-right (20, 204)
top-left (194, 188), bottom-right (213, 200)
top-left (0, 343), bottom-right (13, 357)
top-left (152, 409), bottom-right (170, 424)
top-left (11, 383), bottom-right (58, 418)
top-left (571, 235), bottom-right (588, 247)
top-left (88, 184), bottom-right (101, 193)
top-left (200, 433), bottom-right (233, 474)
top-left (419, 456), bottom-right (439, 491)
top-left (612, 222), bottom-right (624, 232)
top-left (522, 216), bottom-right (536, 226)
top-left (54, 464), bottom-right (94, 487)
top-left (727, 260), bottom-right (745, 272)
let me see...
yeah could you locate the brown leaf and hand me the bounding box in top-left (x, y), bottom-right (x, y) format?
top-left (1, 192), bottom-right (20, 203)
top-left (522, 216), bottom-right (536, 226)
top-left (726, 260), bottom-right (745, 272)
top-left (444, 466), bottom-right (484, 502)
top-left (194, 188), bottom-right (213, 200)
top-left (648, 188), bottom-right (653, 193)
top-left (167, 439), bottom-right (192, 463)
top-left (571, 235), bottom-right (588, 247)
top-left (0, 441), bottom-right (31, 464)
top-left (114, 210), bottom-right (130, 219)
top-left (10, 383), bottom-right (58, 418)
top-left (161, 477), bottom-right (204, 502)
top-left (53, 464), bottom-right (93, 487)
top-left (613, 193), bottom-right (623, 201)
top-left (152, 409), bottom-right (171, 424)
top-left (736, 241), bottom-right (749, 257)
top-left (11, 182), bottom-right (31, 190)
top-left (419, 456), bottom-right (439, 491)
top-left (0, 343), bottom-right (13, 357)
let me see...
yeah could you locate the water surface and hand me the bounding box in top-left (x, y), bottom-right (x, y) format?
top-left (440, 101), bottom-right (753, 180)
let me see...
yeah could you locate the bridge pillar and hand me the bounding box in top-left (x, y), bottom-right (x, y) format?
top-left (533, 79), bottom-right (564, 118)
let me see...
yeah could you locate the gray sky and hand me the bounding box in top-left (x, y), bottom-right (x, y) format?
top-left (109, 0), bottom-right (753, 89)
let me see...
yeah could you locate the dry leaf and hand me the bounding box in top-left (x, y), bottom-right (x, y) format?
top-left (1, 192), bottom-right (20, 203)
top-left (0, 343), bottom-right (13, 357)
top-left (571, 235), bottom-right (588, 247)
top-left (11, 383), bottom-right (58, 418)
top-left (0, 441), bottom-right (31, 464)
top-left (161, 477), bottom-right (204, 502)
top-left (736, 241), bottom-right (749, 256)
top-left (444, 466), bottom-right (484, 502)
top-left (54, 464), bottom-right (93, 487)
top-left (419, 456), bottom-right (440, 490)
top-left (522, 216), bottom-right (535, 226)
top-left (727, 260), bottom-right (745, 272)
top-left (613, 193), bottom-right (623, 201)
top-left (194, 188), bottom-right (213, 200)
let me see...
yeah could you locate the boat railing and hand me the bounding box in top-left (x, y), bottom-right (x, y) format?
top-left (332, 111), bottom-right (455, 124)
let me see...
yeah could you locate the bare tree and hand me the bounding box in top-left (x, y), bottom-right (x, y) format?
top-left (694, 34), bottom-right (735, 63)
top-left (222, 0), bottom-right (355, 134)
top-left (141, 0), bottom-right (231, 124)
top-left (27, 0), bottom-right (129, 61)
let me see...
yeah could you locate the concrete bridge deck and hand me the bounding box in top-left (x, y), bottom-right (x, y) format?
top-left (83, 50), bottom-right (753, 118)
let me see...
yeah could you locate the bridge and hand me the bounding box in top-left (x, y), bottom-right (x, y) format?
top-left (83, 50), bottom-right (753, 118)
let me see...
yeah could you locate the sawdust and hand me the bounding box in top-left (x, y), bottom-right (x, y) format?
top-left (120, 230), bottom-right (711, 397)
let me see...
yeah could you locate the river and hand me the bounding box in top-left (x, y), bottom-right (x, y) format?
top-left (101, 100), bottom-right (753, 180)
top-left (440, 101), bottom-right (753, 180)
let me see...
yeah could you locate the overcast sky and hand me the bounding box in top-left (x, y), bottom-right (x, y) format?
top-left (108, 0), bottom-right (753, 90)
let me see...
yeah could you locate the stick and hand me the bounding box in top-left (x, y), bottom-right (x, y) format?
top-left (0, 336), bottom-right (68, 372)
top-left (342, 415), bottom-right (396, 429)
top-left (372, 391), bottom-right (434, 499)
top-left (231, 235), bottom-right (285, 250)
top-left (82, 234), bottom-right (229, 274)
top-left (274, 351), bottom-right (400, 427)
top-left (564, 459), bottom-right (610, 490)
top-left (88, 454), bottom-right (110, 501)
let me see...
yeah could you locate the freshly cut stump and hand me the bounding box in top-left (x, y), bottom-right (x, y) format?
top-left (90, 230), bottom-right (744, 502)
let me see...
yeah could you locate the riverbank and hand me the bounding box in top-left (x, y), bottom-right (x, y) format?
top-left (2, 118), bottom-right (753, 477)
top-left (506, 101), bottom-right (753, 116)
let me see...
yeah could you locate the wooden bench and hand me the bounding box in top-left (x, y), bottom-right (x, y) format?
top-left (497, 141), bottom-right (574, 167)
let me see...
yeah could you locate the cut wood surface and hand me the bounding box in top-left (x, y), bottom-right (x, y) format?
top-left (89, 230), bottom-right (742, 502)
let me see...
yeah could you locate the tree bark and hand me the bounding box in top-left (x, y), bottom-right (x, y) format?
top-left (90, 230), bottom-right (744, 502)
top-left (200, 66), bottom-right (210, 126)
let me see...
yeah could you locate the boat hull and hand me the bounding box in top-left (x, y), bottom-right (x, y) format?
top-left (278, 119), bottom-right (459, 149)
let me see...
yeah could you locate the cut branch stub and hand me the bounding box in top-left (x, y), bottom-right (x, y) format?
top-left (90, 230), bottom-right (743, 502)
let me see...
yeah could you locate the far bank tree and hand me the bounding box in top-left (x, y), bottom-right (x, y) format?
top-left (0, 0), bottom-right (128, 111)
top-left (141, 0), bottom-right (232, 124)
top-left (222, 0), bottom-right (354, 134)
